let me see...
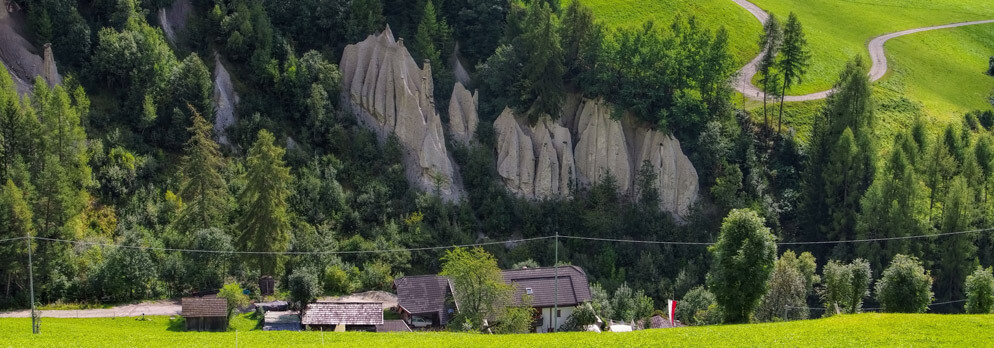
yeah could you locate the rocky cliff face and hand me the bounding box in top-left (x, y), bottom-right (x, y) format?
top-left (448, 82), bottom-right (478, 145)
top-left (158, 0), bottom-right (192, 44)
top-left (340, 27), bottom-right (463, 201)
top-left (213, 54), bottom-right (238, 147)
top-left (0, 9), bottom-right (61, 94)
top-left (493, 98), bottom-right (699, 220)
top-left (494, 108), bottom-right (575, 200)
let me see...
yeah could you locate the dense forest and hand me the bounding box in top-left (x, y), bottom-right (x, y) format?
top-left (1, 0), bottom-right (993, 322)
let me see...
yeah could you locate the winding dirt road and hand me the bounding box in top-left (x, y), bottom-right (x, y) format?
top-left (731, 0), bottom-right (994, 102)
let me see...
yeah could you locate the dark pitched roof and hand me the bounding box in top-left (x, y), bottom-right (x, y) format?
top-left (394, 275), bottom-right (452, 316)
top-left (376, 319), bottom-right (412, 332)
top-left (502, 266), bottom-right (592, 308)
top-left (181, 298), bottom-right (228, 318)
top-left (300, 302), bottom-right (384, 326)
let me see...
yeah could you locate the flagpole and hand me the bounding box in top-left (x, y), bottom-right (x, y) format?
top-left (27, 234), bottom-right (37, 334)
top-left (553, 230), bottom-right (559, 332)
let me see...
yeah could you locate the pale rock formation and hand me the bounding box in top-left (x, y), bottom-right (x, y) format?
top-left (492, 97), bottom-right (698, 220)
top-left (447, 82), bottom-right (478, 144)
top-left (574, 98), bottom-right (632, 193)
top-left (340, 27), bottom-right (464, 200)
top-left (493, 108), bottom-right (576, 200)
top-left (635, 129), bottom-right (699, 218)
top-left (0, 9), bottom-right (61, 94)
top-left (213, 54), bottom-right (238, 146)
top-left (494, 107), bottom-right (534, 197)
top-left (158, 0), bottom-right (192, 44)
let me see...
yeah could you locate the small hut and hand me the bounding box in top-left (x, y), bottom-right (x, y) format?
top-left (260, 276), bottom-right (275, 296)
top-left (300, 302), bottom-right (383, 332)
top-left (181, 297), bottom-right (229, 332)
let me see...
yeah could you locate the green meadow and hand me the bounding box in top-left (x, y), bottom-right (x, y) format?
top-left (2, 314), bottom-right (994, 347)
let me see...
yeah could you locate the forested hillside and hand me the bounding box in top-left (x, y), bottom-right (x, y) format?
top-left (0, 0), bottom-right (992, 320)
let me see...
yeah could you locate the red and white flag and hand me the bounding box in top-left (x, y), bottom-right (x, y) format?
top-left (668, 300), bottom-right (677, 326)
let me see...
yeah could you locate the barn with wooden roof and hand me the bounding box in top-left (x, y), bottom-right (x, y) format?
top-left (181, 297), bottom-right (228, 332)
top-left (300, 302), bottom-right (384, 332)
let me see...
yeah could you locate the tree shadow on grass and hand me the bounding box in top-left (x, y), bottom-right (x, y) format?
top-left (167, 317), bottom-right (185, 332)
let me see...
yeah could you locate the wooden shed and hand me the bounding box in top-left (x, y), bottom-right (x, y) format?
top-left (300, 302), bottom-right (383, 332)
top-left (182, 297), bottom-right (229, 332)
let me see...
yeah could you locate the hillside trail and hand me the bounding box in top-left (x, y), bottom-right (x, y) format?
top-left (0, 300), bottom-right (181, 318)
top-left (731, 0), bottom-right (994, 102)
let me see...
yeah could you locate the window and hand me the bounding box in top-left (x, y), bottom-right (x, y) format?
top-left (525, 288), bottom-right (533, 295)
top-left (557, 310), bottom-right (561, 317)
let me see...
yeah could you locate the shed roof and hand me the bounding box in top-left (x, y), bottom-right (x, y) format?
top-left (301, 302), bottom-right (384, 326)
top-left (502, 266), bottom-right (592, 308)
top-left (376, 319), bottom-right (413, 332)
top-left (394, 275), bottom-right (452, 316)
top-left (181, 298), bottom-right (228, 318)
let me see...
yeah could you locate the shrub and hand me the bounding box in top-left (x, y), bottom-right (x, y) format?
top-left (323, 264), bottom-right (359, 295)
top-left (821, 259), bottom-right (872, 314)
top-left (217, 282), bottom-right (249, 318)
top-left (288, 268), bottom-right (321, 311)
top-left (875, 255), bottom-right (933, 313)
top-left (677, 286), bottom-right (717, 326)
top-left (563, 303), bottom-right (598, 331)
top-left (965, 266), bottom-right (994, 314)
top-left (755, 254), bottom-right (808, 322)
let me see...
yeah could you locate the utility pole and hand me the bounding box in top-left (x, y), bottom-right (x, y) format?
top-left (553, 230), bottom-right (559, 332)
top-left (26, 235), bottom-right (37, 334)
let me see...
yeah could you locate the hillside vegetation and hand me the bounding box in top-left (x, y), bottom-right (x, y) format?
top-left (566, 0), bottom-right (762, 65)
top-left (748, 0), bottom-right (994, 95)
top-left (2, 314), bottom-right (994, 347)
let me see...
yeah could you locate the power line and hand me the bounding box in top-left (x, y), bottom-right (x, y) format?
top-left (778, 228), bottom-right (994, 245)
top-left (558, 235), bottom-right (714, 246)
top-left (30, 236), bottom-right (555, 255)
top-left (0, 236), bottom-right (28, 243)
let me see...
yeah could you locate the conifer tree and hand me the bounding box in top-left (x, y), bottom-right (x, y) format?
top-left (938, 176), bottom-right (977, 301)
top-left (514, 1), bottom-right (565, 122)
top-left (757, 15), bottom-right (782, 129)
top-left (175, 108), bottom-right (230, 235)
top-left (777, 13), bottom-right (810, 133)
top-left (0, 179), bottom-right (34, 298)
top-left (237, 130), bottom-right (292, 276)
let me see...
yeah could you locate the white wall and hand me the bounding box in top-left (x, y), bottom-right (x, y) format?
top-left (537, 306), bottom-right (575, 333)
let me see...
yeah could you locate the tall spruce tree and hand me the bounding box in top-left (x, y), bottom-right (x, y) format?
top-left (237, 130), bottom-right (292, 276)
top-left (938, 176), bottom-right (977, 301)
top-left (802, 57), bottom-right (875, 250)
top-left (514, 1), bottom-right (565, 122)
top-left (757, 14), bottom-right (782, 129)
top-left (175, 108), bottom-right (230, 235)
top-left (0, 179), bottom-right (34, 299)
top-left (776, 12), bottom-right (810, 133)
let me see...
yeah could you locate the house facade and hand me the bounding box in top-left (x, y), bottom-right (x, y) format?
top-left (393, 266), bottom-right (592, 333)
top-left (502, 266), bottom-right (592, 333)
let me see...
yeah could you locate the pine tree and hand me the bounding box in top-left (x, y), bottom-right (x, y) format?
top-left (938, 176), bottom-right (977, 301)
top-left (237, 130), bottom-right (292, 276)
top-left (776, 12), bottom-right (810, 133)
top-left (514, 1), bottom-right (565, 122)
top-left (347, 0), bottom-right (385, 42)
top-left (802, 57), bottom-right (875, 245)
top-left (175, 108), bottom-right (230, 235)
top-left (757, 15), bottom-right (782, 129)
top-left (0, 179), bottom-right (34, 298)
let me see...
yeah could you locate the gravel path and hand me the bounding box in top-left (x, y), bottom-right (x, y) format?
top-left (731, 0), bottom-right (994, 102)
top-left (0, 300), bottom-right (181, 318)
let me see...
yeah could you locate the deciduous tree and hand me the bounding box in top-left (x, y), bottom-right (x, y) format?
top-left (707, 209), bottom-right (776, 323)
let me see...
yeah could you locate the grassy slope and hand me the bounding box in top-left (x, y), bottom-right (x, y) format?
top-left (2, 314), bottom-right (994, 347)
top-left (747, 0), bottom-right (994, 95)
top-left (566, 0), bottom-right (762, 66)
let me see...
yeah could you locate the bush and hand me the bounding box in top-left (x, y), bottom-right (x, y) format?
top-left (821, 259), bottom-right (872, 314)
top-left (288, 268), bottom-right (321, 311)
top-left (359, 261), bottom-right (394, 292)
top-left (755, 254), bottom-right (808, 322)
top-left (323, 264), bottom-right (359, 295)
top-left (563, 303), bottom-right (598, 331)
top-left (965, 266), bottom-right (994, 314)
top-left (677, 286), bottom-right (718, 326)
top-left (875, 255), bottom-right (933, 313)
top-left (217, 282), bottom-right (249, 318)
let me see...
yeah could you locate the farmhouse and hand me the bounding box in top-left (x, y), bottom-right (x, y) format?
top-left (393, 275), bottom-right (457, 328)
top-left (300, 302), bottom-right (384, 332)
top-left (393, 266), bottom-right (592, 333)
top-left (181, 297), bottom-right (228, 332)
top-left (503, 266), bottom-right (592, 333)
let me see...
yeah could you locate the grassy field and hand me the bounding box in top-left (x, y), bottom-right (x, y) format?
top-left (2, 313), bottom-right (994, 347)
top-left (567, 0), bottom-right (763, 66)
top-left (747, 0), bottom-right (994, 95)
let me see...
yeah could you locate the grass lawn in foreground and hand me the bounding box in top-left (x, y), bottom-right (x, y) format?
top-left (566, 0), bottom-right (763, 66)
top-left (746, 0), bottom-right (994, 95)
top-left (2, 313), bottom-right (994, 347)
